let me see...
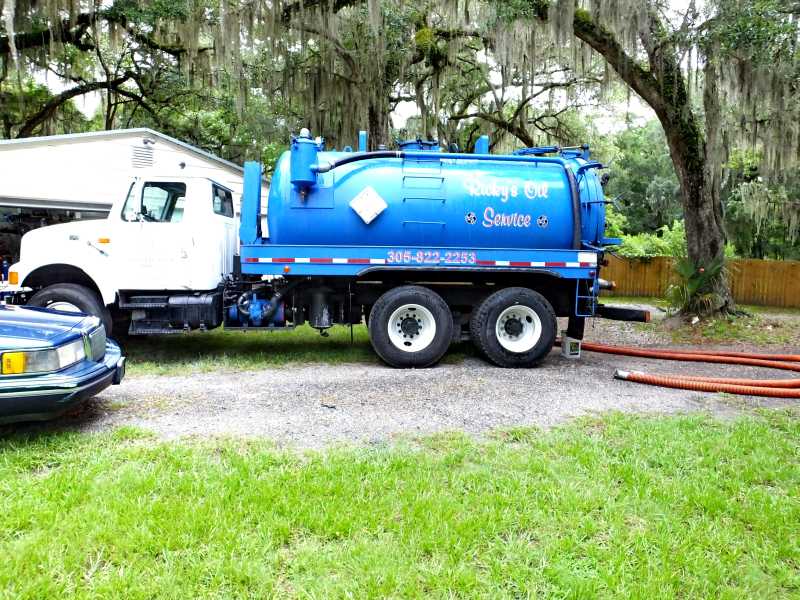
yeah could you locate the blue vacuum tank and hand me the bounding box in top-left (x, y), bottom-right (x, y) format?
top-left (266, 131), bottom-right (607, 250)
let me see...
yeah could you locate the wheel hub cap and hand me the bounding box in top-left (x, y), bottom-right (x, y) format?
top-left (387, 303), bottom-right (437, 352)
top-left (504, 318), bottom-right (524, 336)
top-left (400, 317), bottom-right (421, 336)
top-left (495, 305), bottom-right (542, 353)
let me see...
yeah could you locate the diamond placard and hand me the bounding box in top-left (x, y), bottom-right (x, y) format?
top-left (349, 186), bottom-right (388, 224)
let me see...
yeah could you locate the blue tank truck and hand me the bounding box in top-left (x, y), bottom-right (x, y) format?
top-left (220, 129), bottom-right (648, 368)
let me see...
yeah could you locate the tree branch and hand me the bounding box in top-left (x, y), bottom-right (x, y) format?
top-left (291, 23), bottom-right (358, 75)
top-left (16, 72), bottom-right (135, 138)
top-left (449, 110), bottom-right (535, 146)
top-left (1, 11), bottom-right (211, 59)
top-left (567, 9), bottom-right (666, 117)
top-left (0, 14), bottom-right (96, 55)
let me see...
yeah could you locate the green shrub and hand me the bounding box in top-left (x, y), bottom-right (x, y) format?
top-left (612, 220), bottom-right (737, 260)
top-left (604, 206), bottom-right (628, 238)
top-left (665, 256), bottom-right (727, 314)
top-left (614, 220), bottom-right (688, 258)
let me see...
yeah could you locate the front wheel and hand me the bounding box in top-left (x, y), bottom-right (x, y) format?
top-left (470, 287), bottom-right (556, 368)
top-left (29, 283), bottom-right (113, 335)
top-left (368, 285), bottom-right (453, 368)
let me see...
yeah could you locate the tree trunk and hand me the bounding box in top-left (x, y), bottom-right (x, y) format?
top-left (367, 100), bottom-right (389, 149)
top-left (669, 146), bottom-right (733, 310)
top-left (650, 110), bottom-right (734, 311)
top-left (567, 6), bottom-right (734, 314)
top-left (656, 48), bottom-right (733, 312)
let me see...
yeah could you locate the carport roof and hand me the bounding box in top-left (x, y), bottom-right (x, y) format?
top-left (0, 128), bottom-right (244, 175)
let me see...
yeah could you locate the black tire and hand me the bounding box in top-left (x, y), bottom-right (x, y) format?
top-left (470, 287), bottom-right (556, 368)
top-left (368, 285), bottom-right (453, 368)
top-left (29, 283), bottom-right (113, 335)
top-left (111, 309), bottom-right (132, 340)
top-left (363, 305), bottom-right (372, 328)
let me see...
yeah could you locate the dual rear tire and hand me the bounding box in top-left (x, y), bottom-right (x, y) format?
top-left (368, 284), bottom-right (556, 368)
top-left (470, 287), bottom-right (556, 368)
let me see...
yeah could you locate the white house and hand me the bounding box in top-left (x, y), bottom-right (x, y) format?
top-left (0, 128), bottom-right (268, 259)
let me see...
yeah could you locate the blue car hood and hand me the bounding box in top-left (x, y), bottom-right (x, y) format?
top-left (0, 305), bottom-right (89, 351)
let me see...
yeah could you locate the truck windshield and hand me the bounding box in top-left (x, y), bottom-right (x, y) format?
top-left (122, 182), bottom-right (187, 223)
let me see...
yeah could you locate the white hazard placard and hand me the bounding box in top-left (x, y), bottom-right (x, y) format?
top-left (349, 186), bottom-right (388, 224)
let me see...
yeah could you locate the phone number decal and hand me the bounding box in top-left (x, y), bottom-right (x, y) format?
top-left (386, 250), bottom-right (477, 265)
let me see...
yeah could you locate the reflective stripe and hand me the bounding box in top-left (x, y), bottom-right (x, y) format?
top-left (244, 256), bottom-right (595, 268)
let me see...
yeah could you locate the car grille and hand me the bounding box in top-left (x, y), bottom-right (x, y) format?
top-left (87, 326), bottom-right (107, 362)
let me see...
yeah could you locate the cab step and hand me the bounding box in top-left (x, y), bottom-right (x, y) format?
top-left (118, 293), bottom-right (170, 309)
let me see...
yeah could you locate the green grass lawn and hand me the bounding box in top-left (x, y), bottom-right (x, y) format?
top-left (120, 325), bottom-right (477, 377)
top-left (120, 324), bottom-right (376, 377)
top-left (1, 412), bottom-right (798, 598)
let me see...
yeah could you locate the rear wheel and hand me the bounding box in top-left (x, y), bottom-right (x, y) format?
top-left (29, 283), bottom-right (113, 335)
top-left (368, 285), bottom-right (452, 368)
top-left (470, 287), bottom-right (556, 368)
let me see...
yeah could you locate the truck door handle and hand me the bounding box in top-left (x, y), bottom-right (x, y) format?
top-left (86, 241), bottom-right (108, 257)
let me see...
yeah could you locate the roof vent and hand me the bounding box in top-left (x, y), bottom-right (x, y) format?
top-left (132, 145), bottom-right (154, 168)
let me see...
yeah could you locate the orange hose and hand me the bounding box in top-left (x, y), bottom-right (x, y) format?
top-left (554, 339), bottom-right (800, 360)
top-left (579, 342), bottom-right (800, 373)
top-left (568, 340), bottom-right (800, 399)
top-left (623, 348), bottom-right (800, 362)
top-left (615, 370), bottom-right (800, 398)
top-left (662, 374), bottom-right (800, 388)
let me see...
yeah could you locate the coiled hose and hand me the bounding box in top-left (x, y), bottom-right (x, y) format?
top-left (564, 341), bottom-right (800, 398)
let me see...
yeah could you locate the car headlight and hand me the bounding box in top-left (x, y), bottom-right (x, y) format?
top-left (1, 338), bottom-right (86, 375)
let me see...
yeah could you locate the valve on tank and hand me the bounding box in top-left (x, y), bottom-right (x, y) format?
top-left (290, 128), bottom-right (319, 200)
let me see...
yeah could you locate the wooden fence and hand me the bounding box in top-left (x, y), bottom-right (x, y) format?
top-left (602, 255), bottom-right (800, 308)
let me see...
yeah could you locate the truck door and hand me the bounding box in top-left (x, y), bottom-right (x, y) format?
top-left (177, 183), bottom-right (236, 289)
top-left (111, 178), bottom-right (235, 292)
top-left (207, 184), bottom-right (237, 282)
top-left (112, 179), bottom-right (196, 290)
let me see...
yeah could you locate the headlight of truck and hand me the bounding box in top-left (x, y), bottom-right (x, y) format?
top-left (1, 338), bottom-right (86, 375)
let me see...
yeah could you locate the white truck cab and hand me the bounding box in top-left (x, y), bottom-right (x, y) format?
top-left (7, 175), bottom-right (237, 334)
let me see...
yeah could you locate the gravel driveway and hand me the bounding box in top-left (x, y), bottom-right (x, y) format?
top-left (7, 310), bottom-right (797, 448)
top-left (30, 357), bottom-right (799, 449)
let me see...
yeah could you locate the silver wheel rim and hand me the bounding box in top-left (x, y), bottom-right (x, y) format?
top-left (495, 305), bottom-right (541, 353)
top-left (387, 303), bottom-right (437, 352)
top-left (48, 301), bottom-right (82, 313)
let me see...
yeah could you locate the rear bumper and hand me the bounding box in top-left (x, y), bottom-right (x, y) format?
top-left (0, 341), bottom-right (125, 424)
